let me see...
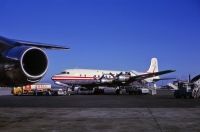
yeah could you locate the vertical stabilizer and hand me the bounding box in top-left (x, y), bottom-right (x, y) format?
top-left (147, 58), bottom-right (160, 80)
top-left (147, 58), bottom-right (159, 73)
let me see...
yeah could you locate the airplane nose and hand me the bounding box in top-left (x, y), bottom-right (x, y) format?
top-left (51, 75), bottom-right (57, 80)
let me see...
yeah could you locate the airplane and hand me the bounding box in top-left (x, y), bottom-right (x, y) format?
top-left (52, 58), bottom-right (175, 94)
top-left (0, 36), bottom-right (69, 87)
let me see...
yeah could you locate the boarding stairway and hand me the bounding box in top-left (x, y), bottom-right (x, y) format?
top-left (168, 83), bottom-right (178, 90)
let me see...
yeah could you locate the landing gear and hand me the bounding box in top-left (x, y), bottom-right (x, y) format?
top-left (93, 88), bottom-right (104, 95)
top-left (128, 91), bottom-right (133, 95)
top-left (115, 87), bottom-right (122, 95)
top-left (115, 89), bottom-right (122, 95)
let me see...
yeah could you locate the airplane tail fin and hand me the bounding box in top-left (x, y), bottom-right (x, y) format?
top-left (147, 58), bottom-right (160, 80)
top-left (147, 58), bottom-right (158, 73)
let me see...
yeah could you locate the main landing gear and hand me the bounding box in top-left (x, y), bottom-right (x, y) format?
top-left (115, 87), bottom-right (123, 95)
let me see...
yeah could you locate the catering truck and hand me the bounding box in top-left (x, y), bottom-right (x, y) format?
top-left (11, 83), bottom-right (52, 96)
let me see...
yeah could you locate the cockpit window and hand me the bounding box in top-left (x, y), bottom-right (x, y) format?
top-left (60, 71), bottom-right (70, 74)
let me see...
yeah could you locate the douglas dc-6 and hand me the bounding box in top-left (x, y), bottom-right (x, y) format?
top-left (0, 36), bottom-right (68, 87)
top-left (52, 58), bottom-right (175, 92)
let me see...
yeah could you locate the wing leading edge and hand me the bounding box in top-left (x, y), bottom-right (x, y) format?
top-left (13, 39), bottom-right (69, 50)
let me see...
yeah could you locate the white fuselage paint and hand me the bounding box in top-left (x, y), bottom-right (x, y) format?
top-left (52, 69), bottom-right (142, 85)
top-left (52, 58), bottom-right (161, 86)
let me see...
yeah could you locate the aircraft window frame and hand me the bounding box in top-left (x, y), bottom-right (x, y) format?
top-left (60, 71), bottom-right (70, 74)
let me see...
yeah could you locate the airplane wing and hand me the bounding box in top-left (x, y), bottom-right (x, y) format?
top-left (128, 70), bottom-right (176, 82)
top-left (13, 39), bottom-right (69, 50)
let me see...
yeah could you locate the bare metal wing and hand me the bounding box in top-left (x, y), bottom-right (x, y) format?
top-left (128, 70), bottom-right (176, 82)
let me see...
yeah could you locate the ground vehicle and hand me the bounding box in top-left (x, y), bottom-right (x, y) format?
top-left (173, 81), bottom-right (193, 99)
top-left (78, 87), bottom-right (94, 95)
top-left (51, 88), bottom-right (68, 96)
top-left (125, 85), bottom-right (150, 95)
top-left (11, 83), bottom-right (52, 96)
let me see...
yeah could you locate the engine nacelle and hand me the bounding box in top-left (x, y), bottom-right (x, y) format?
top-left (100, 78), bottom-right (113, 84)
top-left (0, 46), bottom-right (48, 86)
top-left (117, 75), bottom-right (131, 82)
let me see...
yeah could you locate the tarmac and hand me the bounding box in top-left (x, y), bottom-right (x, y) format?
top-left (0, 88), bottom-right (200, 132)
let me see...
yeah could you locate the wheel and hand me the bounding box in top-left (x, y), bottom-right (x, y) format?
top-left (116, 89), bottom-right (122, 95)
top-left (174, 93), bottom-right (180, 98)
top-left (128, 91), bottom-right (133, 95)
top-left (94, 88), bottom-right (100, 95)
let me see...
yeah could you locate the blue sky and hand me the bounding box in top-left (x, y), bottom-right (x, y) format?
top-left (0, 0), bottom-right (200, 83)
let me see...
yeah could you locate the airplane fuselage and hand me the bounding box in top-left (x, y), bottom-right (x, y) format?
top-left (52, 69), bottom-right (138, 86)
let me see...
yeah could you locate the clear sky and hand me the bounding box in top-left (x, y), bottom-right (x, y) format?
top-left (0, 0), bottom-right (200, 83)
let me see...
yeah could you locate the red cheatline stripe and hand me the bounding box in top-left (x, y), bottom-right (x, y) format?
top-left (52, 76), bottom-right (95, 80)
top-left (53, 76), bottom-right (94, 78)
top-left (52, 75), bottom-right (98, 81)
top-left (52, 78), bottom-right (95, 80)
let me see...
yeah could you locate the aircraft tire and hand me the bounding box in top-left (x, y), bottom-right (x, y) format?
top-left (116, 89), bottom-right (122, 95)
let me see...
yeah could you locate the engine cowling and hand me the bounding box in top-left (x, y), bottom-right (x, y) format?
top-left (100, 78), bottom-right (113, 84)
top-left (117, 75), bottom-right (130, 82)
top-left (1, 46), bottom-right (48, 86)
top-left (116, 72), bottom-right (131, 82)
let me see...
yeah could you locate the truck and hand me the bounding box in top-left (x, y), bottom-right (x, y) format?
top-left (11, 83), bottom-right (52, 96)
top-left (172, 81), bottom-right (193, 99)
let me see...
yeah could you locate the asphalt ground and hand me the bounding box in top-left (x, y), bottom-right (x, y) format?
top-left (0, 88), bottom-right (199, 132)
top-left (0, 90), bottom-right (199, 108)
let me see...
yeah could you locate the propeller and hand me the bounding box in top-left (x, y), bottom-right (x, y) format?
top-left (98, 73), bottom-right (115, 83)
top-left (99, 73), bottom-right (114, 80)
top-left (116, 72), bottom-right (131, 77)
